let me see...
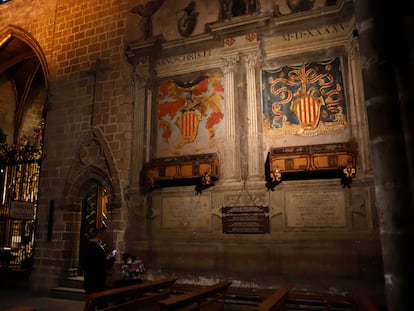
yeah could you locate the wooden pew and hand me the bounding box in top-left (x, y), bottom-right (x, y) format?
top-left (158, 280), bottom-right (232, 311)
top-left (225, 287), bottom-right (269, 307)
top-left (83, 277), bottom-right (178, 311)
top-left (352, 288), bottom-right (383, 311)
top-left (256, 284), bottom-right (293, 311)
top-left (287, 290), bottom-right (353, 310)
top-left (4, 307), bottom-right (34, 311)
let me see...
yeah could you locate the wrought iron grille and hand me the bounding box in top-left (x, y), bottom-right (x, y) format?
top-left (0, 125), bottom-right (43, 269)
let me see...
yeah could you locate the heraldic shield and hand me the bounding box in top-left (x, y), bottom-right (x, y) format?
top-left (175, 111), bottom-right (202, 147)
top-left (291, 95), bottom-right (323, 131)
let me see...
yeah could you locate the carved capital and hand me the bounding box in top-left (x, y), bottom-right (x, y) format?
top-left (133, 73), bottom-right (150, 87)
top-left (346, 37), bottom-right (360, 60)
top-left (222, 55), bottom-right (240, 74)
top-left (244, 53), bottom-right (261, 69)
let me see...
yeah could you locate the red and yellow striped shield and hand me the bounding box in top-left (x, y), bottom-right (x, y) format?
top-left (175, 111), bottom-right (201, 146)
top-left (291, 96), bottom-right (323, 130)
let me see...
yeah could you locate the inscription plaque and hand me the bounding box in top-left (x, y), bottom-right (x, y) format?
top-left (222, 206), bottom-right (270, 234)
top-left (162, 196), bottom-right (211, 230)
top-left (286, 191), bottom-right (346, 228)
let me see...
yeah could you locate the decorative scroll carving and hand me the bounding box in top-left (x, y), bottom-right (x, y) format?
top-left (265, 141), bottom-right (357, 190)
top-left (143, 153), bottom-right (219, 194)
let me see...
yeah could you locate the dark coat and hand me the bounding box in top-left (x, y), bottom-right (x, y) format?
top-left (81, 240), bottom-right (114, 294)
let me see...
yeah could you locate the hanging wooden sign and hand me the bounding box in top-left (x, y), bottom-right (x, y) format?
top-left (221, 206), bottom-right (270, 234)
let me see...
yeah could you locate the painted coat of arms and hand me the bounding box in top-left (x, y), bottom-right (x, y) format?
top-left (262, 58), bottom-right (347, 136)
top-left (157, 72), bottom-right (225, 156)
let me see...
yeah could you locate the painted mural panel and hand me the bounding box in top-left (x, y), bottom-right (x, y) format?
top-left (262, 57), bottom-right (347, 137)
top-left (156, 72), bottom-right (225, 157)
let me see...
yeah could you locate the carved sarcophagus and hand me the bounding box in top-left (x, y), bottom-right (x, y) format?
top-left (143, 153), bottom-right (219, 193)
top-left (265, 141), bottom-right (357, 190)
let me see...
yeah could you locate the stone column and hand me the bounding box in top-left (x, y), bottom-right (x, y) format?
top-left (244, 53), bottom-right (261, 180)
top-left (130, 70), bottom-right (150, 189)
top-left (125, 67), bottom-right (150, 241)
top-left (222, 55), bottom-right (240, 181)
top-left (345, 37), bottom-right (372, 173)
top-left (354, 1), bottom-right (414, 310)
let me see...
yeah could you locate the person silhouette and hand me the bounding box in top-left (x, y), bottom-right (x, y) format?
top-left (80, 228), bottom-right (115, 294)
top-left (116, 252), bottom-right (145, 287)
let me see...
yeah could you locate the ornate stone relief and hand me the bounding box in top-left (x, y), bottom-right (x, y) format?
top-left (221, 0), bottom-right (261, 21)
top-left (274, 0), bottom-right (315, 16)
top-left (130, 0), bottom-right (167, 39)
top-left (79, 138), bottom-right (104, 167)
top-left (177, 1), bottom-right (199, 37)
top-left (222, 55), bottom-right (240, 74)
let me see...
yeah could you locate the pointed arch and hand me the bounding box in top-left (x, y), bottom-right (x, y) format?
top-left (0, 24), bottom-right (50, 86)
top-left (63, 127), bottom-right (123, 212)
top-left (0, 25), bottom-right (49, 143)
top-left (60, 127), bottom-right (123, 270)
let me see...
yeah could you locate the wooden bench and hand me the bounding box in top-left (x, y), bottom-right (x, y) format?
top-left (158, 280), bottom-right (232, 311)
top-left (287, 290), bottom-right (353, 310)
top-left (352, 289), bottom-right (383, 311)
top-left (256, 284), bottom-right (293, 311)
top-left (225, 287), bottom-right (270, 307)
top-left (4, 307), bottom-right (34, 311)
top-left (83, 277), bottom-right (178, 311)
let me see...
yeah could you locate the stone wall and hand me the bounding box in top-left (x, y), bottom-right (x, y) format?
top-left (0, 0), bottom-right (385, 295)
top-left (124, 0), bottom-right (383, 294)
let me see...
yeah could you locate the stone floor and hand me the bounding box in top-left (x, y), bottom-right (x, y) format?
top-left (0, 288), bottom-right (84, 311)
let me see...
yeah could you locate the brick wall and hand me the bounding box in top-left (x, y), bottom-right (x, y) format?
top-left (1, 0), bottom-right (133, 290)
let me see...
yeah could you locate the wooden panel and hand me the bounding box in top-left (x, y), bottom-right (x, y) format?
top-left (271, 155), bottom-right (310, 172)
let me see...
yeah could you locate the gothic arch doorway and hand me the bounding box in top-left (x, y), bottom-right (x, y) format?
top-left (63, 130), bottom-right (122, 275)
top-left (77, 178), bottom-right (110, 275)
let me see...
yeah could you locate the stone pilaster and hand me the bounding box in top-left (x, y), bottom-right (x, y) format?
top-left (244, 53), bottom-right (262, 180)
top-left (345, 36), bottom-right (372, 173)
top-left (222, 55), bottom-right (240, 181)
top-left (125, 67), bottom-right (150, 241)
top-left (130, 69), bottom-right (150, 189)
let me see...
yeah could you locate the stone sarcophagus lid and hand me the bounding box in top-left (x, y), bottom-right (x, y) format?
top-left (265, 141), bottom-right (357, 190)
top-left (143, 153), bottom-right (219, 194)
